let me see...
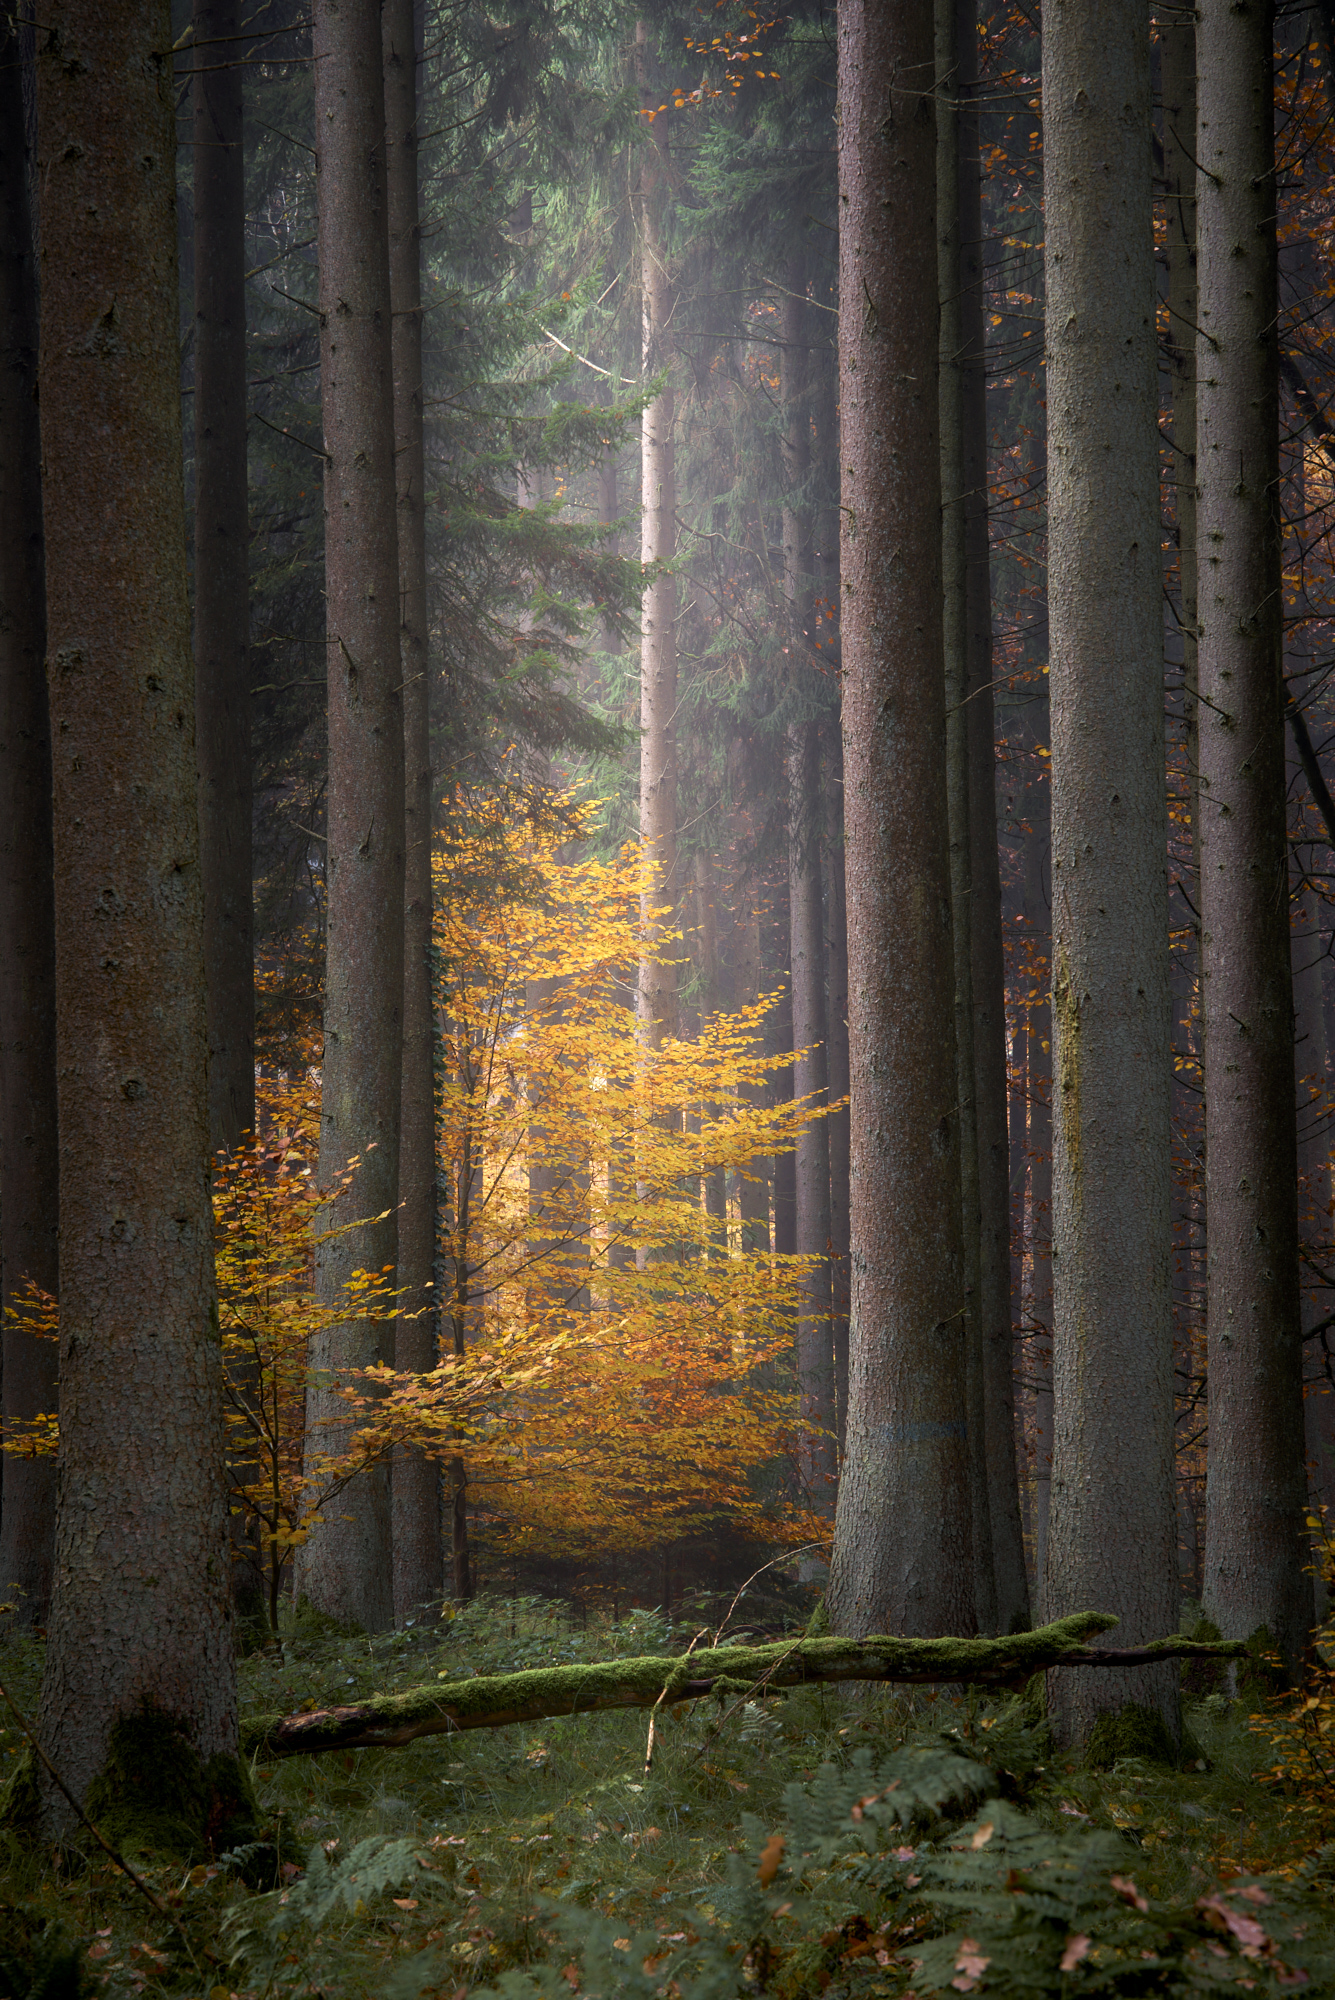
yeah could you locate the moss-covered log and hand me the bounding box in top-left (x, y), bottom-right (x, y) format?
top-left (242, 1613), bottom-right (1245, 1758)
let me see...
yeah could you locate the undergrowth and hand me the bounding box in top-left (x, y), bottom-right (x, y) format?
top-left (1, 1592), bottom-right (1334, 1999)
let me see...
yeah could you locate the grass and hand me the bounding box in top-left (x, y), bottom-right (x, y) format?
top-left (1, 1592), bottom-right (1334, 1999)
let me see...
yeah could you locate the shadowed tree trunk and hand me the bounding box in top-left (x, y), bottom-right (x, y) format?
top-left (1024, 821), bottom-right (1053, 1624)
top-left (0, 9), bottom-right (56, 1632)
top-left (956, 0), bottom-right (1028, 1634)
top-left (824, 735), bottom-right (851, 1456)
top-left (193, 0), bottom-right (253, 1161)
top-left (782, 258), bottom-right (835, 1515)
top-left (299, 0), bottom-right (404, 1634)
top-left (827, 0), bottom-right (973, 1639)
top-left (1041, 0), bottom-right (1178, 1746)
top-left (938, 0), bottom-right (995, 1633)
top-left (1197, 0), bottom-right (1312, 1666)
top-left (33, 0), bottom-right (240, 1835)
top-left (385, 0), bottom-right (442, 1625)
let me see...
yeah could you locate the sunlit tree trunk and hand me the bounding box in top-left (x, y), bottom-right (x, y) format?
top-left (299, 0), bottom-right (404, 1633)
top-left (385, 0), bottom-right (442, 1624)
top-left (193, 0), bottom-right (253, 1161)
top-left (1042, 0), bottom-right (1178, 1744)
top-left (34, 0), bottom-right (238, 1830)
top-left (938, 0), bottom-right (995, 1633)
top-left (1197, 0), bottom-right (1312, 1665)
top-left (0, 10), bottom-right (55, 1631)
top-left (635, 23), bottom-right (678, 1054)
top-left (827, 0), bottom-right (973, 1638)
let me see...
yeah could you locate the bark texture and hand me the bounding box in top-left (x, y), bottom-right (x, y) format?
top-left (827, 0), bottom-right (973, 1639)
top-left (385, 0), bottom-right (442, 1625)
top-left (1197, 0), bottom-right (1312, 1664)
top-left (193, 0), bottom-right (253, 1159)
top-left (635, 26), bottom-right (678, 1053)
top-left (1041, 0), bottom-right (1178, 1742)
top-left (937, 0), bottom-right (994, 1633)
top-left (33, 0), bottom-right (237, 1829)
top-left (299, 0), bottom-right (404, 1633)
top-left (0, 10), bottom-right (56, 1632)
top-left (957, 0), bottom-right (1027, 1634)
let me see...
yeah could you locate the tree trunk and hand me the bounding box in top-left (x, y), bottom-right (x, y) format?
top-left (247, 1613), bottom-right (1241, 1759)
top-left (824, 734), bottom-right (851, 1457)
top-left (635, 23), bottom-right (678, 1054)
top-left (733, 893), bottom-right (772, 1254)
top-left (299, 0), bottom-right (404, 1634)
top-left (1024, 823), bottom-right (1053, 1626)
top-left (782, 259), bottom-right (835, 1515)
top-left (767, 881), bottom-right (798, 1258)
top-left (33, 0), bottom-right (239, 1835)
top-left (957, 0), bottom-right (1028, 1634)
top-left (827, 0), bottom-right (973, 1639)
top-left (0, 8), bottom-right (56, 1633)
top-left (938, 0), bottom-right (996, 1634)
top-left (385, 0), bottom-right (441, 1625)
top-left (193, 0), bottom-right (253, 1161)
top-left (1197, 0), bottom-right (1312, 1666)
top-left (1041, 0), bottom-right (1178, 1744)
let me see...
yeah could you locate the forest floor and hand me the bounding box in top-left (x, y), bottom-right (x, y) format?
top-left (2, 1592), bottom-right (1334, 1999)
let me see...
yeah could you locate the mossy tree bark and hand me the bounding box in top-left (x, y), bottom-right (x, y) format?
top-left (0, 7), bottom-right (56, 1632)
top-left (243, 1614), bottom-right (1244, 1760)
top-left (192, 0), bottom-right (253, 1162)
top-left (827, 0), bottom-right (973, 1639)
top-left (298, 0), bottom-right (404, 1633)
top-left (385, 0), bottom-right (443, 1627)
top-left (1041, 0), bottom-right (1178, 1745)
top-left (33, 0), bottom-right (239, 1835)
top-left (1197, 0), bottom-right (1312, 1667)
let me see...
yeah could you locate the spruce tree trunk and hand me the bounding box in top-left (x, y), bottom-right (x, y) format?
top-left (299, 0), bottom-right (404, 1634)
top-left (635, 24), bottom-right (678, 1053)
top-left (782, 262), bottom-right (835, 1512)
top-left (1041, 0), bottom-right (1178, 1743)
top-left (1295, 879), bottom-right (1335, 1547)
top-left (193, 0), bottom-right (253, 1160)
top-left (937, 0), bottom-right (995, 1633)
top-left (1024, 824), bottom-right (1053, 1625)
top-left (957, 0), bottom-right (1028, 1634)
top-left (0, 10), bottom-right (56, 1632)
top-left (385, 0), bottom-right (441, 1624)
top-left (827, 0), bottom-right (973, 1638)
top-left (1197, 0), bottom-right (1312, 1665)
top-left (824, 738), bottom-right (851, 1455)
top-left (33, 0), bottom-right (238, 1830)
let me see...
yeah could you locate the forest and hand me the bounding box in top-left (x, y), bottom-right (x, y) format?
top-left (3, 0), bottom-right (1335, 1991)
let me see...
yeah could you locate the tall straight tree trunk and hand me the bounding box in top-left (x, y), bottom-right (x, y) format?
top-left (1024, 824), bottom-right (1054, 1624)
top-left (635, 24), bottom-right (678, 1052)
top-left (767, 881), bottom-right (798, 1257)
top-left (33, 0), bottom-right (239, 1833)
top-left (385, 0), bottom-right (441, 1624)
top-left (0, 10), bottom-right (55, 1632)
top-left (193, 0), bottom-right (253, 1159)
top-left (1197, 0), bottom-right (1312, 1666)
top-left (1041, 0), bottom-right (1178, 1745)
top-left (300, 0), bottom-right (404, 1633)
top-left (827, 0), bottom-right (973, 1639)
top-left (1294, 880), bottom-right (1335, 1546)
top-left (783, 258), bottom-right (835, 1512)
top-left (825, 735), bottom-right (851, 1455)
top-left (957, 0), bottom-right (1028, 1634)
top-left (938, 0), bottom-right (995, 1633)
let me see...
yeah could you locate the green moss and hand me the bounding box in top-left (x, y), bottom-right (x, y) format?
top-left (1237, 1625), bottom-right (1288, 1708)
top-left (1082, 1701), bottom-right (1177, 1771)
top-left (294, 1593), bottom-right (365, 1641)
top-left (82, 1705), bottom-right (258, 1862)
top-left (1181, 1616), bottom-right (1226, 1702)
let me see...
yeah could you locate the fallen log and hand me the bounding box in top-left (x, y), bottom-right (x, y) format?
top-left (242, 1612), bottom-right (1245, 1759)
